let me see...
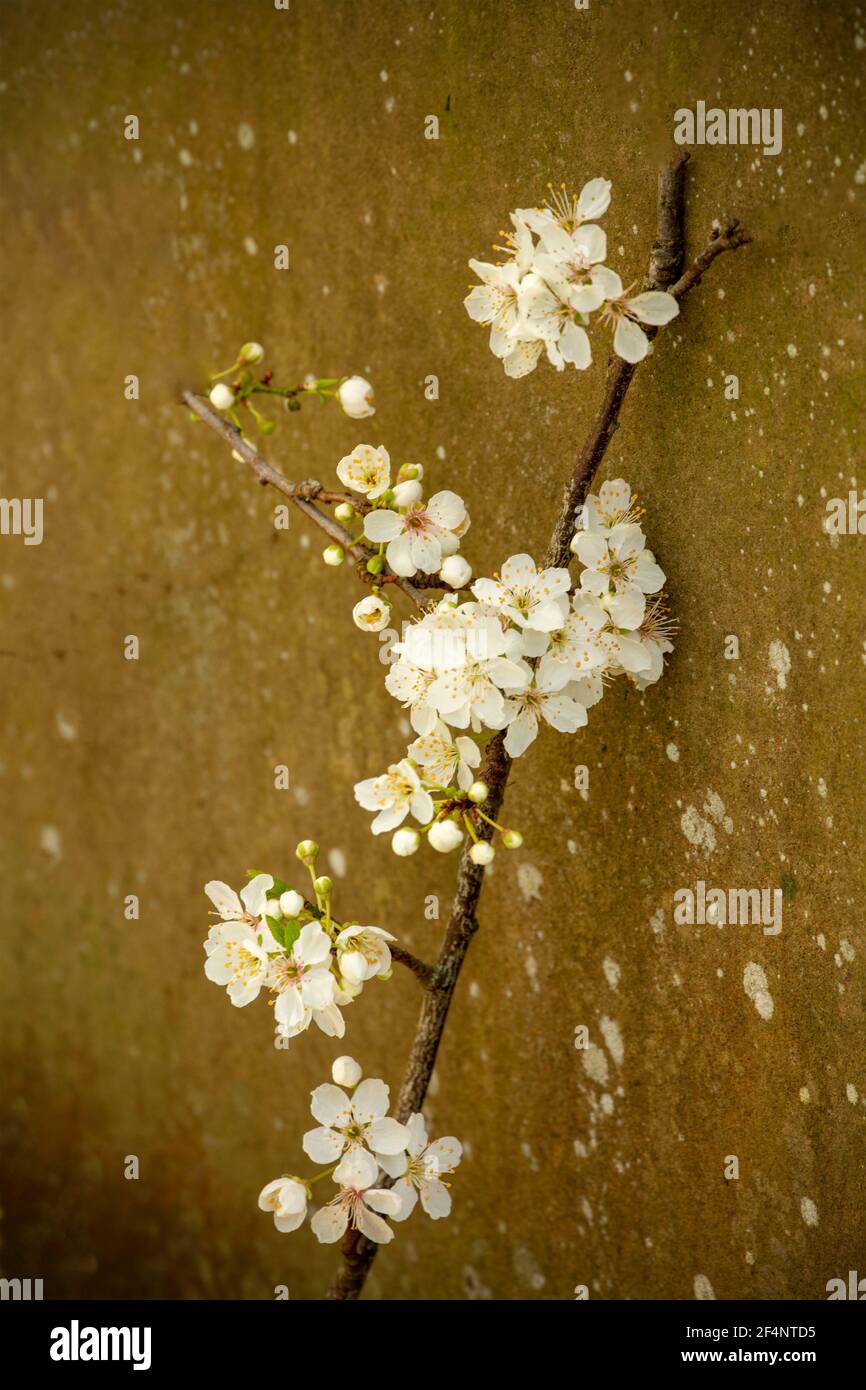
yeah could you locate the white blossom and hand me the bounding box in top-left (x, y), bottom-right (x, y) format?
top-left (390, 1113), bottom-right (462, 1221)
top-left (598, 274), bottom-right (680, 363)
top-left (258, 1177), bottom-right (308, 1233)
top-left (354, 758), bottom-right (435, 834)
top-left (495, 663), bottom-right (590, 757)
top-left (363, 491), bottom-right (468, 577)
top-left (302, 1078), bottom-right (409, 1167)
top-left (471, 553), bottom-right (571, 631)
top-left (268, 922), bottom-right (336, 1035)
top-left (310, 1149), bottom-right (402, 1245)
top-left (572, 523), bottom-right (665, 597)
top-left (408, 721), bottom-right (481, 792)
top-left (336, 444), bottom-right (391, 498)
top-left (336, 923), bottom-right (395, 983)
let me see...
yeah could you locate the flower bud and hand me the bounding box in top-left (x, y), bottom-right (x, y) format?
top-left (352, 595), bottom-right (390, 632)
top-left (295, 840), bottom-right (319, 864)
top-left (313, 875), bottom-right (332, 897)
top-left (428, 819), bottom-right (465, 853)
top-left (334, 501), bottom-right (355, 522)
top-left (397, 463), bottom-right (422, 482)
top-left (366, 554), bottom-right (385, 575)
top-left (209, 383), bottom-right (235, 411)
top-left (439, 554), bottom-right (472, 589)
top-left (279, 889), bottom-right (305, 918)
top-left (264, 897), bottom-right (283, 919)
top-left (240, 341), bottom-right (264, 364)
top-left (392, 827), bottom-right (420, 856)
top-left (322, 544), bottom-right (345, 566)
top-left (470, 841), bottom-right (495, 865)
top-left (337, 375), bottom-right (376, 419)
top-left (331, 1055), bottom-right (363, 1088)
top-left (468, 780), bottom-right (488, 804)
top-left (340, 950), bottom-right (367, 985)
top-left (392, 479), bottom-right (423, 508)
top-left (502, 829), bottom-right (524, 849)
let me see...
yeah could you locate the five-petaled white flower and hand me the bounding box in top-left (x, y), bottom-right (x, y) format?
top-left (267, 922), bottom-right (335, 1034)
top-left (302, 1077), bottom-right (409, 1167)
top-left (597, 275), bottom-right (680, 364)
top-left (408, 720), bottom-right (481, 792)
top-left (310, 1149), bottom-right (402, 1245)
top-left (258, 1177), bottom-right (309, 1233)
top-left (573, 523), bottom-right (666, 597)
top-left (472, 553), bottom-right (571, 631)
top-left (363, 490), bottom-right (468, 577)
top-left (464, 214), bottom-right (535, 346)
top-left (495, 663), bottom-right (590, 757)
top-left (336, 444), bottom-right (391, 499)
top-left (578, 477), bottom-right (639, 536)
top-left (354, 758), bottom-right (435, 833)
top-left (389, 1113), bottom-right (463, 1221)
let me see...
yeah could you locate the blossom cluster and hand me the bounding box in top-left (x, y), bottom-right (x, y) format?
top-left (203, 841), bottom-right (394, 1044)
top-left (258, 1057), bottom-right (462, 1245)
top-left (352, 478), bottom-right (674, 857)
top-left (464, 178), bottom-right (679, 375)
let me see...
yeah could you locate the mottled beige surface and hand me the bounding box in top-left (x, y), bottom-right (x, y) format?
top-left (1, 0), bottom-right (865, 1300)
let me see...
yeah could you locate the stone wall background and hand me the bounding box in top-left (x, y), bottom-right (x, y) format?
top-left (1, 0), bottom-right (864, 1300)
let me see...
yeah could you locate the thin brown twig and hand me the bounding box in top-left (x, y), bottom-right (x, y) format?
top-left (389, 944), bottom-right (437, 989)
top-left (324, 154), bottom-right (750, 1301)
top-left (181, 389), bottom-right (425, 609)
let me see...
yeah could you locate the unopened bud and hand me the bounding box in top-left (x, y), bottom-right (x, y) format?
top-left (331, 1055), bottom-right (362, 1088)
top-left (502, 829), bottom-right (523, 849)
top-left (334, 502), bottom-right (355, 522)
top-left (468, 781), bottom-right (488, 803)
top-left (470, 841), bottom-right (495, 865)
top-left (209, 383), bottom-right (235, 411)
top-left (313, 875), bottom-right (332, 897)
top-left (295, 840), bottom-right (319, 864)
top-left (323, 544), bottom-right (345, 566)
top-left (240, 341), bottom-right (264, 364)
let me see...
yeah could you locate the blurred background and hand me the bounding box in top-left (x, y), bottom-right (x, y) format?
top-left (1, 0), bottom-right (864, 1299)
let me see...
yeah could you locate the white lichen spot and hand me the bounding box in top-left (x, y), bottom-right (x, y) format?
top-left (56, 712), bottom-right (77, 741)
top-left (693, 1273), bottom-right (716, 1300)
top-left (799, 1086), bottom-right (811, 1103)
top-left (650, 906), bottom-right (666, 939)
top-left (839, 938), bottom-right (855, 962)
top-left (237, 122), bottom-right (255, 150)
top-left (40, 825), bottom-right (63, 861)
top-left (516, 862), bottom-right (543, 903)
top-left (768, 639), bottom-right (791, 691)
top-left (681, 805), bottom-right (717, 853)
top-left (800, 1196), bottom-right (819, 1228)
top-left (743, 961), bottom-right (774, 1020)
top-left (666, 742), bottom-right (680, 762)
top-left (846, 1083), bottom-right (859, 1104)
top-left (599, 1016), bottom-right (624, 1067)
top-left (327, 847), bottom-right (347, 878)
top-left (602, 957), bottom-right (621, 990)
top-left (581, 1044), bottom-right (609, 1086)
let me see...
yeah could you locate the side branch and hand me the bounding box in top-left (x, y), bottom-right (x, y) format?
top-left (181, 389), bottom-right (426, 610)
top-left (389, 944), bottom-right (436, 988)
top-left (326, 154), bottom-right (750, 1300)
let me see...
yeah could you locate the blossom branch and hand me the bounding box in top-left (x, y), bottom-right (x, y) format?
top-left (389, 943), bottom-right (437, 989)
top-left (181, 388), bottom-right (427, 610)
top-left (325, 153), bottom-right (749, 1301)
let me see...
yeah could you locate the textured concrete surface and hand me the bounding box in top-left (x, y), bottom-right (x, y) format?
top-left (1, 0), bottom-right (865, 1300)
